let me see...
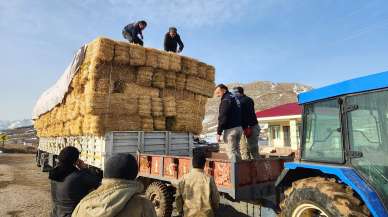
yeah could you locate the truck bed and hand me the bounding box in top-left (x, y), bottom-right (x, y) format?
top-left (138, 152), bottom-right (291, 200)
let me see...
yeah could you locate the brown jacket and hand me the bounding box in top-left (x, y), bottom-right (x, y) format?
top-left (175, 168), bottom-right (220, 217)
top-left (72, 178), bottom-right (156, 217)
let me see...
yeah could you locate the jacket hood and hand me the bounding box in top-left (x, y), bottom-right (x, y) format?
top-left (72, 178), bottom-right (143, 217)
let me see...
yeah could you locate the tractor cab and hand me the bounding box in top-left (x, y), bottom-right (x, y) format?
top-left (277, 71), bottom-right (388, 217)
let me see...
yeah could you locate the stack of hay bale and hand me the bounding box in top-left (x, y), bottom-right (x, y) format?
top-left (34, 37), bottom-right (215, 137)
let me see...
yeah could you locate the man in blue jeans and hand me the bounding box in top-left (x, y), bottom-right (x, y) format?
top-left (122, 20), bottom-right (147, 46)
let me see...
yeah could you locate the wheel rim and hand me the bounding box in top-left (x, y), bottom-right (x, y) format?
top-left (150, 192), bottom-right (161, 213)
top-left (292, 203), bottom-right (329, 217)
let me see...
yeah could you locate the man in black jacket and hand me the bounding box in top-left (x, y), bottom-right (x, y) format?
top-left (122, 20), bottom-right (147, 46)
top-left (233, 86), bottom-right (261, 160)
top-left (49, 146), bottom-right (100, 217)
top-left (214, 84), bottom-right (243, 161)
top-left (164, 27), bottom-right (184, 53)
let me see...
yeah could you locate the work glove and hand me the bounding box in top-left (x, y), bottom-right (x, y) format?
top-left (243, 127), bottom-right (253, 138)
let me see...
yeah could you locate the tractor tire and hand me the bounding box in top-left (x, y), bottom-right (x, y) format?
top-left (145, 181), bottom-right (173, 217)
top-left (279, 177), bottom-right (370, 217)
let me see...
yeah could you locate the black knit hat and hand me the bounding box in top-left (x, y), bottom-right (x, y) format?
top-left (104, 154), bottom-right (138, 180)
top-left (192, 151), bottom-right (206, 169)
top-left (58, 146), bottom-right (80, 166)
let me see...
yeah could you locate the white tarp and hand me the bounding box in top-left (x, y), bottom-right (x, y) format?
top-left (32, 45), bottom-right (87, 119)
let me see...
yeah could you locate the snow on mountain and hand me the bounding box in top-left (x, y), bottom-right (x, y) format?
top-left (0, 119), bottom-right (33, 130)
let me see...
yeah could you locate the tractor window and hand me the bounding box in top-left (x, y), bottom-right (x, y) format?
top-left (302, 99), bottom-right (344, 163)
top-left (347, 89), bottom-right (388, 206)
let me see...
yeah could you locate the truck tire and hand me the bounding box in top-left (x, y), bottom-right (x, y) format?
top-left (145, 181), bottom-right (173, 217)
top-left (279, 177), bottom-right (370, 217)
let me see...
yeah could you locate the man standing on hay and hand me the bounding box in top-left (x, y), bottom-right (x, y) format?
top-left (164, 27), bottom-right (184, 53)
top-left (233, 86), bottom-right (261, 160)
top-left (122, 20), bottom-right (147, 46)
top-left (214, 84), bottom-right (243, 161)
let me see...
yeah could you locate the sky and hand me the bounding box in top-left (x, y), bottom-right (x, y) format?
top-left (1, 0), bottom-right (388, 120)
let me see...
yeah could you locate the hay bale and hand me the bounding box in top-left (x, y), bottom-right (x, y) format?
top-left (169, 52), bottom-right (181, 72)
top-left (197, 62), bottom-right (208, 79)
top-left (152, 97), bottom-right (163, 117)
top-left (152, 69), bottom-right (165, 89)
top-left (129, 44), bottom-right (146, 66)
top-left (181, 56), bottom-right (198, 76)
top-left (85, 37), bottom-right (115, 63)
top-left (111, 93), bottom-right (138, 115)
top-left (145, 48), bottom-right (159, 68)
top-left (158, 51), bottom-right (170, 70)
top-left (165, 71), bottom-right (176, 88)
top-left (138, 96), bottom-right (152, 117)
top-left (124, 83), bottom-right (160, 98)
top-left (113, 42), bottom-right (130, 65)
top-left (154, 116), bottom-right (166, 130)
top-left (186, 76), bottom-right (215, 97)
top-left (141, 116), bottom-right (154, 131)
top-left (106, 115), bottom-right (142, 132)
top-left (136, 67), bottom-right (153, 87)
top-left (112, 65), bottom-right (136, 83)
top-left (176, 73), bottom-right (186, 90)
top-left (163, 96), bottom-right (176, 117)
top-left (206, 65), bottom-right (215, 82)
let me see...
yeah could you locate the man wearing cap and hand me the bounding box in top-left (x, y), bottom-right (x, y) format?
top-left (72, 154), bottom-right (157, 217)
top-left (164, 27), bottom-right (184, 53)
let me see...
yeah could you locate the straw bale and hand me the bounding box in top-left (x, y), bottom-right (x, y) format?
top-left (165, 71), bottom-right (176, 88)
top-left (152, 69), bottom-right (165, 89)
top-left (154, 116), bottom-right (166, 130)
top-left (206, 65), bottom-right (215, 82)
top-left (163, 96), bottom-right (176, 117)
top-left (136, 67), bottom-right (153, 87)
top-left (111, 93), bottom-right (138, 115)
top-left (113, 41), bottom-right (131, 65)
top-left (112, 64), bottom-right (136, 83)
top-left (87, 62), bottom-right (111, 81)
top-left (145, 48), bottom-right (159, 68)
top-left (141, 116), bottom-right (154, 131)
top-left (158, 51), bottom-right (170, 70)
top-left (197, 62), bottom-right (208, 79)
top-left (169, 52), bottom-right (181, 72)
top-left (181, 56), bottom-right (198, 76)
top-left (186, 76), bottom-right (215, 97)
top-left (105, 115), bottom-right (142, 132)
top-left (138, 96), bottom-right (152, 117)
top-left (129, 44), bottom-right (146, 66)
top-left (176, 73), bottom-right (186, 90)
top-left (124, 83), bottom-right (159, 98)
top-left (151, 97), bottom-right (163, 117)
top-left (85, 37), bottom-right (115, 63)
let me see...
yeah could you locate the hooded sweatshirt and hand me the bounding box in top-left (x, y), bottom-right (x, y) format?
top-left (71, 179), bottom-right (156, 217)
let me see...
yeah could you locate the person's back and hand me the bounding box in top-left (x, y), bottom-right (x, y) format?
top-left (175, 152), bottom-right (219, 217)
top-left (72, 154), bottom-right (156, 217)
top-left (50, 147), bottom-right (100, 217)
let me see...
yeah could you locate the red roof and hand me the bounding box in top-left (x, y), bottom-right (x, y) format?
top-left (256, 103), bottom-right (302, 118)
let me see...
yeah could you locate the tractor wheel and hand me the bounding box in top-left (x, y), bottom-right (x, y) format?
top-left (279, 177), bottom-right (370, 217)
top-left (145, 181), bottom-right (173, 217)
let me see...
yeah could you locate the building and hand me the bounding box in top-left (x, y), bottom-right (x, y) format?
top-left (256, 103), bottom-right (302, 151)
top-left (1, 125), bottom-right (38, 146)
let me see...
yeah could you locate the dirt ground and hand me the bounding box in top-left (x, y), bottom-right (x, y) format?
top-left (0, 153), bottom-right (51, 217)
top-left (0, 152), bottom-right (273, 217)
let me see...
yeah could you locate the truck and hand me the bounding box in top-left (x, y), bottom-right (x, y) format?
top-left (36, 70), bottom-right (388, 217)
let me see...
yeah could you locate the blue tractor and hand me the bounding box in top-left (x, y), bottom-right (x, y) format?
top-left (276, 71), bottom-right (388, 217)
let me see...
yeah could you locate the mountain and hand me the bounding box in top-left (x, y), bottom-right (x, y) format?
top-left (0, 119), bottom-right (33, 130)
top-left (202, 81), bottom-right (311, 134)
